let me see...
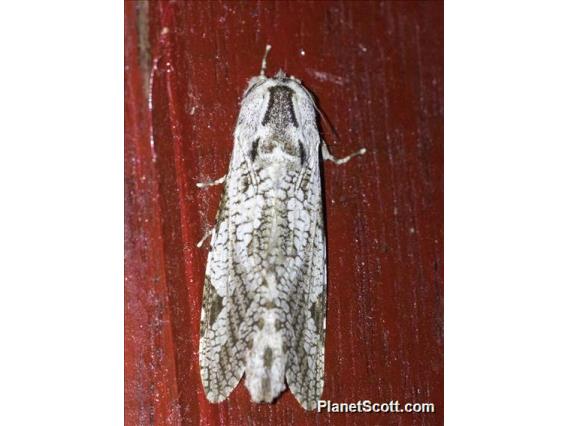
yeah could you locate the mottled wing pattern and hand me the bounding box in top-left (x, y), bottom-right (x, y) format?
top-left (284, 96), bottom-right (327, 411)
top-left (199, 179), bottom-right (244, 400)
top-left (199, 103), bottom-right (263, 401)
top-left (285, 176), bottom-right (327, 410)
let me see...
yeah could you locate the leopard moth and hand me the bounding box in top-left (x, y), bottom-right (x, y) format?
top-left (198, 45), bottom-right (365, 410)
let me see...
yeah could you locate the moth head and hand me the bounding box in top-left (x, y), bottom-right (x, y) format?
top-left (243, 73), bottom-right (313, 106)
top-left (274, 69), bottom-right (286, 80)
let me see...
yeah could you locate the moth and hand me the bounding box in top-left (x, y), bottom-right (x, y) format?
top-left (197, 45), bottom-right (365, 410)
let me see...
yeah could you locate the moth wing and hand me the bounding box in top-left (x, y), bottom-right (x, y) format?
top-left (199, 162), bottom-right (249, 402)
top-left (199, 84), bottom-right (265, 402)
top-left (285, 161), bottom-right (327, 411)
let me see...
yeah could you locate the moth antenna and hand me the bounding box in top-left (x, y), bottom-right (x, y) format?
top-left (260, 44), bottom-right (272, 77)
top-left (309, 97), bottom-right (341, 144)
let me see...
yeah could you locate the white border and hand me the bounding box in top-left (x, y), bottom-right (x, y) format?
top-left (1, 1), bottom-right (568, 425)
top-left (446, 2), bottom-right (568, 424)
top-left (0, 2), bottom-right (122, 424)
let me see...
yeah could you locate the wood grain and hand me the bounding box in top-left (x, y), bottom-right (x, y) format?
top-left (125, 1), bottom-right (443, 424)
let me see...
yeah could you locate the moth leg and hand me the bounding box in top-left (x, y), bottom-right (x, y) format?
top-left (196, 175), bottom-right (226, 189)
top-left (196, 227), bottom-right (214, 248)
top-left (322, 141), bottom-right (366, 165)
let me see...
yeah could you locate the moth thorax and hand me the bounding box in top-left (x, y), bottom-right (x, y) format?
top-left (262, 86), bottom-right (298, 129)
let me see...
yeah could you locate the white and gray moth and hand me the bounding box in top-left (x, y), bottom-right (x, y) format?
top-left (197, 45), bottom-right (365, 410)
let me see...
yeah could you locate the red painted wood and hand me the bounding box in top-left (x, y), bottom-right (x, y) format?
top-left (125, 1), bottom-right (443, 424)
